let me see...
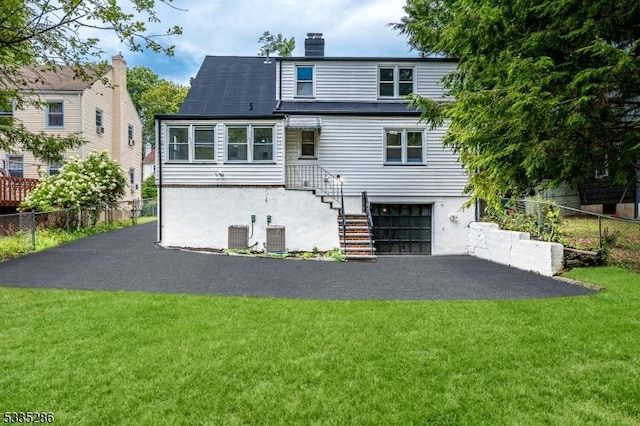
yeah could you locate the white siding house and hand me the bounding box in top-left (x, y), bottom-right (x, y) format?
top-left (0, 55), bottom-right (143, 206)
top-left (156, 34), bottom-right (474, 259)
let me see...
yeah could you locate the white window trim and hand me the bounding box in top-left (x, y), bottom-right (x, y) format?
top-left (298, 130), bottom-right (317, 159)
top-left (225, 125), bottom-right (276, 164)
top-left (95, 108), bottom-right (104, 134)
top-left (166, 125), bottom-right (191, 163)
top-left (46, 100), bottom-right (64, 128)
top-left (48, 161), bottom-right (62, 176)
top-left (165, 124), bottom-right (217, 163)
top-left (383, 129), bottom-right (426, 165)
top-left (128, 124), bottom-right (135, 142)
top-left (0, 100), bottom-right (14, 117)
top-left (295, 64), bottom-right (315, 98)
top-left (378, 65), bottom-right (416, 99)
top-left (6, 154), bottom-right (24, 177)
top-left (193, 125), bottom-right (216, 162)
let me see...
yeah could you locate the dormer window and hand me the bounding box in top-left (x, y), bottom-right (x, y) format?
top-left (296, 65), bottom-right (314, 97)
top-left (379, 66), bottom-right (415, 98)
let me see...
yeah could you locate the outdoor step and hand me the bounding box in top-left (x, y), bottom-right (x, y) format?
top-left (344, 254), bottom-right (377, 262)
top-left (341, 226), bottom-right (370, 231)
top-left (341, 238), bottom-right (372, 243)
top-left (343, 247), bottom-right (376, 253)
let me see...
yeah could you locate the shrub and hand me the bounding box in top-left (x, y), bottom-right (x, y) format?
top-left (141, 175), bottom-right (157, 199)
top-left (20, 151), bottom-right (126, 213)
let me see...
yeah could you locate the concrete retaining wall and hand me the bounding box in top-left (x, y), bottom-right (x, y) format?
top-left (468, 222), bottom-right (564, 276)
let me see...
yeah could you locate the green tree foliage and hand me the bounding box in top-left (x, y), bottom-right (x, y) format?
top-left (20, 151), bottom-right (126, 212)
top-left (127, 67), bottom-right (188, 146)
top-left (258, 31), bottom-right (295, 57)
top-left (141, 175), bottom-right (157, 199)
top-left (394, 0), bottom-right (640, 207)
top-left (0, 0), bottom-right (182, 163)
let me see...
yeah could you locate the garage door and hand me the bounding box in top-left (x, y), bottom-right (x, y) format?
top-left (371, 204), bottom-right (432, 255)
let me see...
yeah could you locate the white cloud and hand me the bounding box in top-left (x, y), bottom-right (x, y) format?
top-left (98, 0), bottom-right (413, 83)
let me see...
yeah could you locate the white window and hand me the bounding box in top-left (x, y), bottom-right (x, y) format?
top-left (384, 129), bottom-right (425, 165)
top-left (296, 65), bottom-right (314, 97)
top-left (128, 124), bottom-right (135, 144)
top-left (0, 99), bottom-right (14, 124)
top-left (379, 66), bottom-right (415, 98)
top-left (165, 125), bottom-right (215, 162)
top-left (226, 125), bottom-right (274, 163)
top-left (95, 109), bottom-right (104, 133)
top-left (46, 101), bottom-right (64, 127)
top-left (6, 155), bottom-right (24, 177)
top-left (194, 126), bottom-right (215, 161)
top-left (299, 130), bottom-right (317, 159)
top-left (167, 127), bottom-right (189, 161)
top-left (48, 162), bottom-right (62, 176)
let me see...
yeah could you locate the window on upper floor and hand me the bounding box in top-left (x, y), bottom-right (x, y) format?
top-left (95, 108), bottom-right (104, 134)
top-left (226, 125), bottom-right (274, 163)
top-left (6, 154), bottom-right (24, 177)
top-left (379, 66), bottom-right (415, 98)
top-left (166, 125), bottom-right (216, 163)
top-left (299, 130), bottom-right (317, 159)
top-left (46, 101), bottom-right (64, 128)
top-left (296, 65), bottom-right (314, 97)
top-left (384, 129), bottom-right (425, 165)
top-left (0, 99), bottom-right (14, 125)
top-left (128, 124), bottom-right (135, 143)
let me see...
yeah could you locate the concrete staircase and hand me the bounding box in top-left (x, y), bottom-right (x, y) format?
top-left (338, 214), bottom-right (376, 262)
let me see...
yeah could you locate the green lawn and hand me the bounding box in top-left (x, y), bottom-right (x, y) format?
top-left (1, 267), bottom-right (639, 425)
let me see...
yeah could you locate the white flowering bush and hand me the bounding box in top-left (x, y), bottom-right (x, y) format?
top-left (20, 151), bottom-right (126, 212)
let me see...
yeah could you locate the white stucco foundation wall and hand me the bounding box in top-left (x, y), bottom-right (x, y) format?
top-left (160, 187), bottom-right (340, 251)
top-left (343, 195), bottom-right (474, 255)
top-left (468, 222), bottom-right (564, 276)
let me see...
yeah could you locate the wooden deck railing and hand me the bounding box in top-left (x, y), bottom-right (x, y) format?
top-left (0, 177), bottom-right (40, 207)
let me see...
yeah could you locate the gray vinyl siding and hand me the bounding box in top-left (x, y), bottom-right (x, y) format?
top-left (279, 60), bottom-right (456, 101)
top-left (159, 119), bottom-right (285, 185)
top-left (298, 116), bottom-right (467, 197)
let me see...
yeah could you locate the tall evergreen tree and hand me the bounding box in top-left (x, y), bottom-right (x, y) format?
top-left (394, 0), bottom-right (640, 206)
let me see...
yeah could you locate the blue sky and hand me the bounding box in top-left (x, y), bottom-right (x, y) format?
top-left (98, 0), bottom-right (414, 85)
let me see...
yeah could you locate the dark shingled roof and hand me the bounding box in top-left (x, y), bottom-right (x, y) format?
top-left (179, 56), bottom-right (277, 116)
top-left (5, 66), bottom-right (107, 92)
top-left (275, 101), bottom-right (422, 116)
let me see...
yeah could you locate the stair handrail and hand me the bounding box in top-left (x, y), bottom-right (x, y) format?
top-left (338, 175), bottom-right (347, 254)
top-left (285, 164), bottom-right (342, 207)
top-left (361, 191), bottom-right (374, 256)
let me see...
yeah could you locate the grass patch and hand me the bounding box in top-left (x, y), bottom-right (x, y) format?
top-left (0, 218), bottom-right (156, 262)
top-left (1, 267), bottom-right (639, 424)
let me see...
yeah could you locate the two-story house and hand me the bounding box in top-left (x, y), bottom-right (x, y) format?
top-left (0, 55), bottom-right (142, 211)
top-left (155, 34), bottom-right (475, 259)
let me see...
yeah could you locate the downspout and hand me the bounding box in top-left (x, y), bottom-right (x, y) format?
top-left (77, 93), bottom-right (83, 158)
top-left (278, 60), bottom-right (282, 102)
top-left (157, 117), bottom-right (162, 243)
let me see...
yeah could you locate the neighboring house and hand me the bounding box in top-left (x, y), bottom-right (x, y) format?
top-left (142, 143), bottom-right (156, 180)
top-left (577, 170), bottom-right (639, 219)
top-left (155, 33), bottom-right (474, 258)
top-left (0, 55), bottom-right (142, 210)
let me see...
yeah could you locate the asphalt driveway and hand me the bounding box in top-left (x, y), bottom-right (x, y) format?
top-left (0, 222), bottom-right (595, 300)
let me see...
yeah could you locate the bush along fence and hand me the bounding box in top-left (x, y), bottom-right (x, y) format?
top-left (0, 198), bottom-right (157, 253)
top-left (482, 198), bottom-right (640, 272)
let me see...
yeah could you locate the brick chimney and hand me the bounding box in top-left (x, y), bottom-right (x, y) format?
top-left (111, 54), bottom-right (127, 162)
top-left (304, 33), bottom-right (325, 57)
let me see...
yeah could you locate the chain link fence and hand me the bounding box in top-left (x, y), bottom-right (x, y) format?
top-left (481, 198), bottom-right (640, 272)
top-left (0, 198), bottom-right (157, 254)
